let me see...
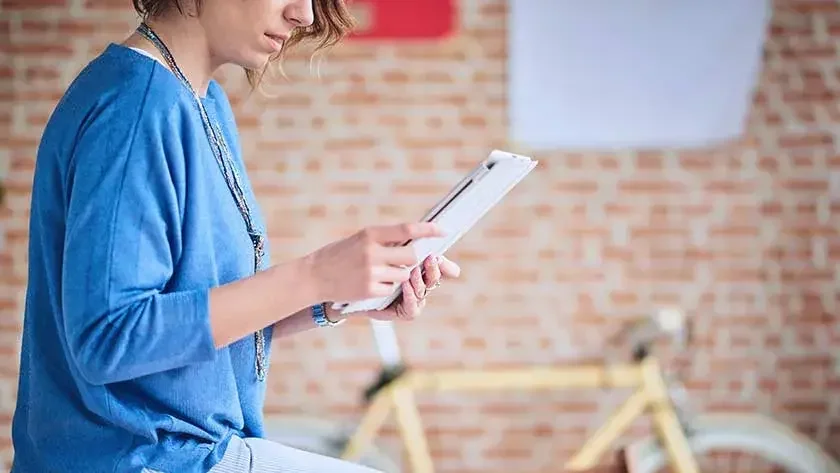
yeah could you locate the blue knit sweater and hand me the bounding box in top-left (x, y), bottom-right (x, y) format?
top-left (11, 43), bottom-right (274, 473)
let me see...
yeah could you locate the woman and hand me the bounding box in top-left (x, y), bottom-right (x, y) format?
top-left (10, 0), bottom-right (460, 472)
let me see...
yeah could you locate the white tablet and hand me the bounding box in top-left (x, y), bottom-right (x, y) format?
top-left (331, 149), bottom-right (538, 314)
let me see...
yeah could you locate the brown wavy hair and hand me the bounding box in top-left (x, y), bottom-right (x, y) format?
top-left (132, 0), bottom-right (355, 89)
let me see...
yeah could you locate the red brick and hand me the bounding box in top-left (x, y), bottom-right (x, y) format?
top-left (0, 43), bottom-right (74, 56)
top-left (552, 180), bottom-right (598, 194)
top-left (2, 0), bottom-right (66, 9)
top-left (617, 179), bottom-right (686, 194)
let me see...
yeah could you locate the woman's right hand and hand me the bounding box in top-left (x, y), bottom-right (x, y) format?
top-left (305, 222), bottom-right (445, 302)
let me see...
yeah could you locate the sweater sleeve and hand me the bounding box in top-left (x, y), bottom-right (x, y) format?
top-left (61, 97), bottom-right (217, 386)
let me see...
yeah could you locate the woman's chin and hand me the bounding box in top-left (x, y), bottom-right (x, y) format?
top-left (228, 53), bottom-right (273, 72)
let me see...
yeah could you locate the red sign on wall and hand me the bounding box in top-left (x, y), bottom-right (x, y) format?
top-left (347, 0), bottom-right (455, 40)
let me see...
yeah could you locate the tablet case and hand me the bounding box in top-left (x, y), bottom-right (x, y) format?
top-left (331, 149), bottom-right (538, 314)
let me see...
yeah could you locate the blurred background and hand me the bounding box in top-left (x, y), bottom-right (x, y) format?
top-left (1, 0), bottom-right (839, 472)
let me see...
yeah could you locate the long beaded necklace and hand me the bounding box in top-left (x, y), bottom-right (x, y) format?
top-left (135, 22), bottom-right (268, 382)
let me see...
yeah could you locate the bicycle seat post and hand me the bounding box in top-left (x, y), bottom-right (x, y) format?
top-left (363, 320), bottom-right (409, 403)
top-left (369, 319), bottom-right (403, 369)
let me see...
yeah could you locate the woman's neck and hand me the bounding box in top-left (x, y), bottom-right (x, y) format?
top-left (123, 14), bottom-right (218, 97)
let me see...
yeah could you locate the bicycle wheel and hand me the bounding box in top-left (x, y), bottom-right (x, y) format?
top-left (624, 413), bottom-right (840, 473)
top-left (262, 415), bottom-right (402, 472)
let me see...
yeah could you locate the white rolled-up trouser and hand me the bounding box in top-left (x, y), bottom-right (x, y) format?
top-left (207, 435), bottom-right (383, 473)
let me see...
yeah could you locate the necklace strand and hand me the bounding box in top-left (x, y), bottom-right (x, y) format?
top-left (136, 22), bottom-right (268, 381)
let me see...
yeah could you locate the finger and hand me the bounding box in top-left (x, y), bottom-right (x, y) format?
top-left (372, 266), bottom-right (411, 284)
top-left (369, 282), bottom-right (401, 298)
top-left (422, 256), bottom-right (442, 286)
top-left (409, 266), bottom-right (426, 300)
top-left (438, 256), bottom-right (461, 279)
top-left (368, 222), bottom-right (445, 245)
top-left (377, 246), bottom-right (419, 268)
top-left (394, 303), bottom-right (414, 321)
top-left (399, 281), bottom-right (418, 320)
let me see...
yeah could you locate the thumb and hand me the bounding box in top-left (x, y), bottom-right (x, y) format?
top-left (438, 256), bottom-right (461, 278)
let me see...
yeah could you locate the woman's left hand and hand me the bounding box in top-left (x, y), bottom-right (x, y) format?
top-left (365, 255), bottom-right (461, 322)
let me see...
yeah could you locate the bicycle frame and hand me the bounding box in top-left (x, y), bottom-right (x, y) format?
top-left (339, 356), bottom-right (701, 473)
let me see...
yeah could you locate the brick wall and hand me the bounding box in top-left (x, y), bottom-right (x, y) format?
top-left (2, 0), bottom-right (840, 472)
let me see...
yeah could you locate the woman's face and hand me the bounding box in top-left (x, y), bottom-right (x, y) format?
top-left (199, 0), bottom-right (314, 69)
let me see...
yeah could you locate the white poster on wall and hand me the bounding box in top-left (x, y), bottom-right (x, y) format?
top-left (507, 0), bottom-right (771, 150)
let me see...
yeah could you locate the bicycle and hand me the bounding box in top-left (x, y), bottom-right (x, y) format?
top-left (263, 309), bottom-right (840, 473)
